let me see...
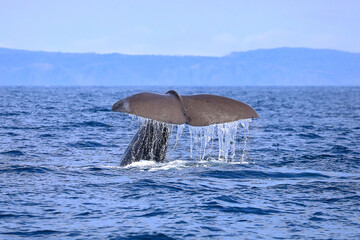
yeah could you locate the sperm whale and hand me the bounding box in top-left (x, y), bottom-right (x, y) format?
top-left (112, 90), bottom-right (259, 166)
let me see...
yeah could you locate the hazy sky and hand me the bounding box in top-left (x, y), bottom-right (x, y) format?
top-left (0, 0), bottom-right (359, 56)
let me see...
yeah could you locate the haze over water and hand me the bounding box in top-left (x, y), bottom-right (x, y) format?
top-left (1, 86), bottom-right (359, 239)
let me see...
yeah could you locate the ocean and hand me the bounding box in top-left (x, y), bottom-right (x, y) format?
top-left (1, 86), bottom-right (359, 239)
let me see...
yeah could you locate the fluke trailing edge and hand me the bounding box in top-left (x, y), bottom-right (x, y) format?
top-left (112, 90), bottom-right (259, 166)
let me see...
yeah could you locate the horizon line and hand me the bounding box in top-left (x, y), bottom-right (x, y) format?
top-left (1, 46), bottom-right (359, 57)
top-left (1, 85), bottom-right (359, 87)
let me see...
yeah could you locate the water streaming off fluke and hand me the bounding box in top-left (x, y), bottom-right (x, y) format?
top-left (128, 117), bottom-right (253, 163)
top-left (186, 119), bottom-right (251, 162)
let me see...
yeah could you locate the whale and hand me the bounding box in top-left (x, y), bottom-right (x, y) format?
top-left (112, 90), bottom-right (259, 166)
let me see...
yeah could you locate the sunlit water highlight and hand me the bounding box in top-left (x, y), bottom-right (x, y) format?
top-left (1, 86), bottom-right (359, 239)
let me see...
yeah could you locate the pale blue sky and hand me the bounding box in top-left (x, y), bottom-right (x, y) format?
top-left (0, 0), bottom-right (359, 56)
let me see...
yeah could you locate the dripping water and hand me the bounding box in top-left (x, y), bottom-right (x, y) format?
top-left (188, 119), bottom-right (252, 162)
top-left (129, 116), bottom-right (253, 162)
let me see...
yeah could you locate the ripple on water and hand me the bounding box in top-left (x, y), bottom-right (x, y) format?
top-left (2, 230), bottom-right (63, 238)
top-left (64, 121), bottom-right (111, 128)
top-left (66, 141), bottom-right (107, 148)
top-left (0, 165), bottom-right (53, 174)
top-left (109, 233), bottom-right (176, 240)
top-left (0, 150), bottom-right (24, 156)
top-left (298, 133), bottom-right (323, 139)
top-left (200, 170), bottom-right (330, 180)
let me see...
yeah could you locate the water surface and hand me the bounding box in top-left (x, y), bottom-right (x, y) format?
top-left (1, 86), bottom-right (359, 239)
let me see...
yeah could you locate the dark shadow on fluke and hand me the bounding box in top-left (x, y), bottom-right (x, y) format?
top-left (112, 90), bottom-right (259, 166)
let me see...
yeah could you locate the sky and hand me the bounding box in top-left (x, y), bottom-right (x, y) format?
top-left (0, 0), bottom-right (359, 56)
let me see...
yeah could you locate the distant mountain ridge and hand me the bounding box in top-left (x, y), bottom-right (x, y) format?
top-left (0, 47), bottom-right (359, 86)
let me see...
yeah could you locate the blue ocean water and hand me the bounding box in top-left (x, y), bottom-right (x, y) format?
top-left (0, 86), bottom-right (359, 239)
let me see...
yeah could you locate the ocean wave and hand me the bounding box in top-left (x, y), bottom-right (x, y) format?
top-left (2, 230), bottom-right (62, 237)
top-left (0, 150), bottom-right (24, 156)
top-left (64, 121), bottom-right (111, 128)
top-left (0, 165), bottom-right (53, 174)
top-left (66, 141), bottom-right (107, 148)
top-left (200, 169), bottom-right (330, 180)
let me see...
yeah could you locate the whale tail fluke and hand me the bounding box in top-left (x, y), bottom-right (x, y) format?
top-left (112, 90), bottom-right (259, 126)
top-left (113, 90), bottom-right (259, 166)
